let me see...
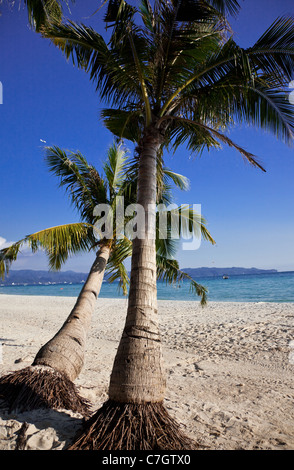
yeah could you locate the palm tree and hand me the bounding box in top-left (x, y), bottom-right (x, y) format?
top-left (0, 142), bottom-right (128, 415)
top-left (0, 142), bottom-right (213, 415)
top-left (42, 0), bottom-right (294, 449)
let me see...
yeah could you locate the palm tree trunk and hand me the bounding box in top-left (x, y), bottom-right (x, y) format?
top-left (33, 244), bottom-right (111, 381)
top-left (68, 131), bottom-right (197, 448)
top-left (109, 129), bottom-right (166, 403)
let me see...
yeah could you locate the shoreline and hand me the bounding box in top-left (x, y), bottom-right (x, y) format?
top-left (0, 295), bottom-right (294, 450)
top-left (0, 292), bottom-right (293, 304)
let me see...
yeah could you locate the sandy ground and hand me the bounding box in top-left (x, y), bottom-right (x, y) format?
top-left (0, 294), bottom-right (294, 451)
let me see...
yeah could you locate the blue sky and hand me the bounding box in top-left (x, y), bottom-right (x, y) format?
top-left (0, 0), bottom-right (293, 273)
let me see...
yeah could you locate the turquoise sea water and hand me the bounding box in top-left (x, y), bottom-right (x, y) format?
top-left (0, 271), bottom-right (293, 303)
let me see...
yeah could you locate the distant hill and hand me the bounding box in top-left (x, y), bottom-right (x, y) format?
top-left (0, 267), bottom-right (278, 285)
top-left (0, 270), bottom-right (89, 285)
top-left (182, 267), bottom-right (278, 278)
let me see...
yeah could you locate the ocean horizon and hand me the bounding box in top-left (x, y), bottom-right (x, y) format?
top-left (0, 270), bottom-right (293, 303)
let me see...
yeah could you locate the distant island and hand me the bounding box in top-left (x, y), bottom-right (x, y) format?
top-left (182, 267), bottom-right (278, 278)
top-left (0, 267), bottom-right (278, 286)
top-left (0, 270), bottom-right (89, 286)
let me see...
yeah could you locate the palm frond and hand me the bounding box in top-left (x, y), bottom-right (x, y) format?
top-left (156, 254), bottom-right (208, 305)
top-left (107, 261), bottom-right (130, 296)
top-left (204, 0), bottom-right (241, 17)
top-left (156, 204), bottom-right (215, 250)
top-left (104, 0), bottom-right (135, 24)
top-left (139, 0), bottom-right (155, 33)
top-left (156, 232), bottom-right (179, 261)
top-left (24, 0), bottom-right (67, 31)
top-left (248, 16), bottom-right (294, 85)
top-left (156, 161), bottom-right (191, 206)
top-left (169, 0), bottom-right (237, 22)
top-left (101, 108), bottom-right (144, 142)
top-left (226, 80), bottom-right (294, 143)
top-left (164, 115), bottom-right (266, 171)
top-left (159, 21), bottom-right (294, 146)
top-left (104, 0), bottom-right (153, 124)
top-left (103, 142), bottom-right (130, 196)
top-left (179, 206), bottom-right (216, 244)
top-left (106, 237), bottom-right (132, 295)
top-left (160, 37), bottom-right (251, 117)
top-left (147, 1), bottom-right (227, 111)
top-left (0, 222), bottom-right (94, 278)
top-left (176, 70), bottom-right (294, 144)
top-left (45, 146), bottom-right (107, 223)
top-left (162, 169), bottom-right (190, 192)
top-left (122, 150), bottom-right (192, 207)
top-left (43, 20), bottom-right (142, 107)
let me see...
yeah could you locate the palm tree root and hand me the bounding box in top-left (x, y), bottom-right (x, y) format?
top-left (0, 366), bottom-right (91, 416)
top-left (67, 399), bottom-right (198, 450)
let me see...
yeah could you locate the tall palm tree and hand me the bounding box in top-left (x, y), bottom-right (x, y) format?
top-left (0, 142), bottom-right (213, 415)
top-left (42, 0), bottom-right (294, 449)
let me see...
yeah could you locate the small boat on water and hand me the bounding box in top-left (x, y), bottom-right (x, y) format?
top-left (222, 275), bottom-right (229, 279)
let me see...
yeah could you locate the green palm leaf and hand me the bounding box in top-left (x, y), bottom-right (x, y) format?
top-left (45, 146), bottom-right (107, 223)
top-left (0, 222), bottom-right (93, 278)
top-left (43, 1), bottom-right (294, 169)
top-left (165, 115), bottom-right (266, 171)
top-left (156, 254), bottom-right (208, 306)
top-left (106, 237), bottom-right (132, 295)
top-left (103, 142), bottom-right (130, 196)
top-left (156, 204), bottom-right (215, 251)
top-left (43, 20), bottom-right (142, 108)
top-left (24, 0), bottom-right (74, 31)
top-left (101, 108), bottom-right (144, 143)
top-left (205, 0), bottom-right (241, 17)
top-left (249, 16), bottom-right (294, 84)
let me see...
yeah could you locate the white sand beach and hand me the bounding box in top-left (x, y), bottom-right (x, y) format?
top-left (0, 294), bottom-right (294, 451)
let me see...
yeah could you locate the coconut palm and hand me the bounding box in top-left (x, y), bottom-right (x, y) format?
top-left (0, 142), bottom-right (129, 415)
top-left (0, 142), bottom-right (213, 415)
top-left (41, 0), bottom-right (294, 449)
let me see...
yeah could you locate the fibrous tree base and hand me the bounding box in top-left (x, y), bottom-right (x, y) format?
top-left (0, 366), bottom-right (90, 416)
top-left (67, 399), bottom-right (198, 450)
